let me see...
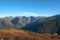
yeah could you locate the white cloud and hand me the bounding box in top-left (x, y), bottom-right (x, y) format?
top-left (0, 12), bottom-right (40, 18)
top-left (1, 12), bottom-right (57, 17)
top-left (20, 12), bottom-right (39, 17)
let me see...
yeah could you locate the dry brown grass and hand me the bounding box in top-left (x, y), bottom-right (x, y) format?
top-left (0, 28), bottom-right (60, 40)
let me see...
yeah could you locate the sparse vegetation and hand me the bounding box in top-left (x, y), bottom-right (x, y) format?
top-left (0, 29), bottom-right (60, 40)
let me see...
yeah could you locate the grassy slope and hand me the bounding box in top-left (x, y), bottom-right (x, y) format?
top-left (0, 29), bottom-right (60, 40)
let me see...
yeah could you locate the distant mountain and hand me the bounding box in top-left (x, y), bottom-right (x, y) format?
top-left (21, 17), bottom-right (47, 32)
top-left (0, 16), bottom-right (42, 28)
top-left (0, 14), bottom-right (60, 34)
top-left (21, 14), bottom-right (60, 34)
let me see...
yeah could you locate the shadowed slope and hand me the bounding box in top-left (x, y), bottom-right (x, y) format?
top-left (21, 14), bottom-right (60, 34)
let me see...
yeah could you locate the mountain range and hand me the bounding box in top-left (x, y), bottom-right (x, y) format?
top-left (0, 16), bottom-right (42, 28)
top-left (21, 14), bottom-right (60, 35)
top-left (0, 14), bottom-right (60, 35)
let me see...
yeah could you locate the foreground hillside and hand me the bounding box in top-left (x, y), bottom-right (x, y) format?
top-left (0, 29), bottom-right (60, 40)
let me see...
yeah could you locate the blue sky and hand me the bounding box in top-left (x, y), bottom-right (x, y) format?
top-left (0, 0), bottom-right (60, 17)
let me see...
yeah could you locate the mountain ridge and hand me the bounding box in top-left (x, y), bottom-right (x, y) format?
top-left (21, 14), bottom-right (60, 34)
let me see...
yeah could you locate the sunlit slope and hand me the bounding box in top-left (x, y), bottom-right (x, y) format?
top-left (0, 29), bottom-right (60, 40)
